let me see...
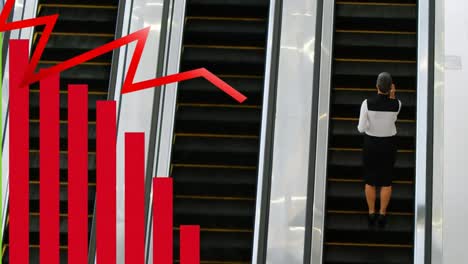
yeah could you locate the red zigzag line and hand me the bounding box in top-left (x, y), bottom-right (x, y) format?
top-left (0, 0), bottom-right (247, 103)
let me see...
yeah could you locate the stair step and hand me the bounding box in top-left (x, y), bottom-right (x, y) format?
top-left (187, 0), bottom-right (269, 18)
top-left (177, 77), bottom-right (263, 105)
top-left (334, 60), bottom-right (416, 77)
top-left (336, 3), bottom-right (416, 20)
top-left (174, 198), bottom-right (254, 229)
top-left (181, 47), bottom-right (265, 75)
top-left (324, 244), bottom-right (413, 264)
top-left (30, 121), bottom-right (97, 151)
top-left (29, 152), bottom-right (96, 173)
top-left (175, 105), bottom-right (261, 135)
top-left (335, 31), bottom-right (416, 48)
top-left (38, 6), bottom-right (117, 34)
top-left (185, 19), bottom-right (267, 46)
top-left (29, 92), bottom-right (105, 121)
top-left (39, 34), bottom-right (113, 62)
top-left (173, 165), bottom-right (257, 197)
top-left (325, 213), bottom-right (414, 244)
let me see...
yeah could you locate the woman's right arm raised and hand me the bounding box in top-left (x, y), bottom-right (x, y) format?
top-left (357, 100), bottom-right (369, 133)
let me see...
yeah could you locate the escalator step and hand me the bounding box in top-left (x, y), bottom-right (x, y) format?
top-left (181, 47), bottom-right (265, 75)
top-left (173, 136), bottom-right (259, 165)
top-left (174, 198), bottom-right (254, 229)
top-left (187, 0), bottom-right (269, 18)
top-left (334, 60), bottom-right (416, 77)
top-left (40, 34), bottom-right (114, 62)
top-left (325, 212), bottom-right (414, 244)
top-left (185, 19), bottom-right (267, 47)
top-left (175, 105), bottom-right (261, 135)
top-left (30, 121), bottom-right (97, 152)
top-left (173, 166), bottom-right (256, 197)
top-left (177, 77), bottom-right (264, 104)
top-left (326, 181), bottom-right (414, 212)
top-left (324, 244), bottom-right (413, 264)
top-left (336, 3), bottom-right (416, 20)
top-left (38, 6), bottom-right (117, 34)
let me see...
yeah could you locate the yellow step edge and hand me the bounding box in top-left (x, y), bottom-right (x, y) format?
top-left (29, 212), bottom-right (93, 217)
top-left (217, 74), bottom-right (263, 79)
top-left (178, 103), bottom-right (261, 109)
top-left (172, 163), bottom-right (256, 170)
top-left (29, 149), bottom-right (96, 155)
top-left (29, 180), bottom-right (96, 187)
top-left (328, 178), bottom-right (413, 184)
top-left (175, 195), bottom-right (254, 201)
top-left (336, 1), bottom-right (416, 7)
top-left (329, 147), bottom-right (414, 153)
top-left (30, 89), bottom-right (108, 95)
top-left (40, 60), bottom-right (111, 66)
top-left (327, 210), bottom-right (414, 216)
top-left (325, 242), bottom-right (413, 248)
top-left (30, 119), bottom-right (97, 125)
top-left (176, 261), bottom-right (249, 264)
top-left (335, 58), bottom-right (416, 64)
top-left (186, 16), bottom-right (265, 22)
top-left (336, 29), bottom-right (416, 35)
top-left (35, 32), bottom-right (115, 38)
top-left (331, 117), bottom-right (415, 123)
top-left (334, 87), bottom-right (416, 93)
top-left (184, 44), bottom-right (264, 50)
top-left (38, 4), bottom-right (118, 10)
top-left (2, 244), bottom-right (69, 249)
top-left (175, 133), bottom-right (258, 139)
top-left (174, 227), bottom-right (253, 233)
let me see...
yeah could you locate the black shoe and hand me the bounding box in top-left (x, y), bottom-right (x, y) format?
top-left (368, 213), bottom-right (377, 226)
top-left (377, 214), bottom-right (387, 228)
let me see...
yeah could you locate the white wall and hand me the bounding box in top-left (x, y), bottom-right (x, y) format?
top-left (433, 0), bottom-right (468, 263)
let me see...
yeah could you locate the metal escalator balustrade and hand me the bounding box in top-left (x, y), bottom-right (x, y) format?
top-left (170, 0), bottom-right (270, 263)
top-left (2, 1), bottom-right (119, 262)
top-left (323, 1), bottom-right (417, 264)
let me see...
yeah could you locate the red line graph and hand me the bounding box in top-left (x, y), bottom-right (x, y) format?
top-left (0, 0), bottom-right (247, 103)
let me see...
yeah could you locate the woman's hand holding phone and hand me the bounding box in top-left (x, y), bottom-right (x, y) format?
top-left (389, 83), bottom-right (396, 99)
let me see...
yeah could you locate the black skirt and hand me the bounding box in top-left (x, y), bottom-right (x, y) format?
top-left (363, 134), bottom-right (397, 187)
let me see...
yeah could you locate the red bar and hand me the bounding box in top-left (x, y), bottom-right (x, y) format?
top-left (40, 74), bottom-right (60, 264)
top-left (68, 85), bottom-right (88, 264)
top-left (96, 101), bottom-right (116, 264)
top-left (9, 40), bottom-right (30, 264)
top-left (125, 133), bottom-right (145, 264)
top-left (180, 226), bottom-right (200, 264)
top-left (153, 177), bottom-right (173, 264)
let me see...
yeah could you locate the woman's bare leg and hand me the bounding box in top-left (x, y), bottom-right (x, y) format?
top-left (365, 184), bottom-right (377, 214)
top-left (380, 186), bottom-right (392, 215)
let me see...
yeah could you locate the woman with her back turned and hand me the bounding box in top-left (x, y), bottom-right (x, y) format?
top-left (357, 72), bottom-right (401, 228)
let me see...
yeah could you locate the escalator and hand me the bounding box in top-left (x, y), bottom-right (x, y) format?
top-left (170, 0), bottom-right (270, 263)
top-left (2, 0), bottom-right (119, 262)
top-left (323, 1), bottom-right (417, 263)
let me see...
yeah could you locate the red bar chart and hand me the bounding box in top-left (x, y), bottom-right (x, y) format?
top-left (68, 85), bottom-right (89, 264)
top-left (39, 73), bottom-right (60, 264)
top-left (7, 39), bottom-right (201, 263)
